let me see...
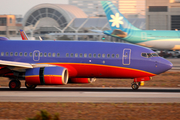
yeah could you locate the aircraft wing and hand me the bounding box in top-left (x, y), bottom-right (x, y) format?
top-left (90, 30), bottom-right (103, 33)
top-left (49, 32), bottom-right (104, 36)
top-left (0, 60), bottom-right (33, 68)
top-left (0, 60), bottom-right (56, 70)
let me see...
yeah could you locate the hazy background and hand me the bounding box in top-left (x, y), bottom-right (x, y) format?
top-left (0, 0), bottom-right (68, 16)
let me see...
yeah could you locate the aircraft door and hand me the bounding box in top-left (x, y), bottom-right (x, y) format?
top-left (33, 50), bottom-right (40, 61)
top-left (141, 32), bottom-right (147, 40)
top-left (122, 48), bottom-right (131, 65)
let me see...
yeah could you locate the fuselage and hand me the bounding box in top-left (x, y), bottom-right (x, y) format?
top-left (105, 29), bottom-right (180, 50)
top-left (0, 40), bottom-right (172, 78)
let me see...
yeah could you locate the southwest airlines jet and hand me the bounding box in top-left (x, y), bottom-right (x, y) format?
top-left (0, 36), bottom-right (172, 90)
top-left (101, 1), bottom-right (180, 50)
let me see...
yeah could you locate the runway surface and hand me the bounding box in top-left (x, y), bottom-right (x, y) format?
top-left (0, 87), bottom-right (180, 103)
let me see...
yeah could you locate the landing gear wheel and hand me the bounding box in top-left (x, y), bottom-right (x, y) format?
top-left (25, 82), bottom-right (37, 90)
top-left (131, 83), bottom-right (139, 90)
top-left (9, 80), bottom-right (21, 90)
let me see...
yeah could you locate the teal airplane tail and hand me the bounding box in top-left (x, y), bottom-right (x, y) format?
top-left (101, 1), bottom-right (140, 36)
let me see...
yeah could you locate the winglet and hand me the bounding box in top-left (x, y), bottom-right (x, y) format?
top-left (20, 29), bottom-right (29, 40)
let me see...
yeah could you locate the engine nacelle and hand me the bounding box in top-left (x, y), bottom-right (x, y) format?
top-left (25, 66), bottom-right (68, 85)
top-left (69, 78), bottom-right (96, 83)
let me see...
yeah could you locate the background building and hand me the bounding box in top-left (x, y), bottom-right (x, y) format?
top-left (69, 0), bottom-right (145, 18)
top-left (69, 0), bottom-right (119, 17)
top-left (0, 15), bottom-right (17, 38)
top-left (146, 0), bottom-right (180, 30)
top-left (0, 1), bottom-right (146, 41)
top-left (22, 3), bottom-right (145, 41)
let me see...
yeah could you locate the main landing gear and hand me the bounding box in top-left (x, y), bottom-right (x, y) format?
top-left (9, 80), bottom-right (21, 90)
top-left (131, 82), bottom-right (141, 90)
top-left (25, 82), bottom-right (37, 90)
top-left (9, 80), bottom-right (37, 90)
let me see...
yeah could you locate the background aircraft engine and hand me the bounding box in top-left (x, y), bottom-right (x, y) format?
top-left (69, 78), bottom-right (96, 83)
top-left (25, 66), bottom-right (68, 85)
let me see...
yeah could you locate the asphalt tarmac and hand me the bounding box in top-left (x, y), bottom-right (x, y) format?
top-left (0, 58), bottom-right (179, 103)
top-left (0, 87), bottom-right (180, 103)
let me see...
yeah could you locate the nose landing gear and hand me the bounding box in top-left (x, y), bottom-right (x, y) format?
top-left (131, 82), bottom-right (140, 90)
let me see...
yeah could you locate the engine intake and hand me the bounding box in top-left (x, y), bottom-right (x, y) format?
top-left (25, 66), bottom-right (68, 85)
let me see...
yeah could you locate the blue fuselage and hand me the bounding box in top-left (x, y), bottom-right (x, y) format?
top-left (0, 40), bottom-right (172, 78)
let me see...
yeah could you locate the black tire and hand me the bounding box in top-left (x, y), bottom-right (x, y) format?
top-left (9, 80), bottom-right (21, 90)
top-left (25, 82), bottom-right (37, 89)
top-left (131, 83), bottom-right (139, 90)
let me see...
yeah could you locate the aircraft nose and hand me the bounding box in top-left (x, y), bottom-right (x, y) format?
top-left (157, 58), bottom-right (172, 74)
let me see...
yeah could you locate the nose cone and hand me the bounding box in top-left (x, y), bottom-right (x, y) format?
top-left (156, 58), bottom-right (173, 74)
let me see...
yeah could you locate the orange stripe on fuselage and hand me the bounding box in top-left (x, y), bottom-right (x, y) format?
top-left (37, 63), bottom-right (156, 78)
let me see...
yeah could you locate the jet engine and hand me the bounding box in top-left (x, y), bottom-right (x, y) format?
top-left (68, 78), bottom-right (96, 83)
top-left (25, 66), bottom-right (68, 85)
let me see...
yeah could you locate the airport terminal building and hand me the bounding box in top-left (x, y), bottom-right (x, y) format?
top-left (146, 0), bottom-right (180, 30)
top-left (1, 0), bottom-right (180, 40)
top-left (21, 2), bottom-right (144, 41)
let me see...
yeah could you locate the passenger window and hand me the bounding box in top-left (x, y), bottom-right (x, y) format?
top-left (79, 53), bottom-right (83, 57)
top-left (89, 53), bottom-right (92, 57)
top-left (15, 52), bottom-right (18, 56)
top-left (98, 54), bottom-right (101, 58)
top-left (93, 54), bottom-right (96, 58)
top-left (70, 53), bottom-right (73, 57)
top-left (66, 53), bottom-right (69, 57)
top-left (6, 52), bottom-right (8, 56)
top-left (52, 53), bottom-right (55, 57)
top-left (40, 52), bottom-right (43, 57)
top-left (44, 52), bottom-right (47, 57)
top-left (1, 52), bottom-right (4, 56)
top-left (112, 54), bottom-right (115, 58)
top-left (24, 52), bottom-right (27, 56)
top-left (10, 52), bottom-right (13, 56)
top-left (102, 54), bottom-right (105, 58)
top-left (57, 53), bottom-right (60, 57)
top-left (19, 52), bottom-right (23, 56)
top-left (107, 54), bottom-right (110, 58)
top-left (48, 53), bottom-right (51, 57)
top-left (75, 53), bottom-right (78, 57)
top-left (116, 54), bottom-right (119, 58)
top-left (84, 53), bottom-right (87, 57)
top-left (35, 52), bottom-right (38, 57)
top-left (141, 53), bottom-right (147, 58)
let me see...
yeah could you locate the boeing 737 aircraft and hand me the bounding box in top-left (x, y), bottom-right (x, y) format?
top-left (0, 37), bottom-right (172, 90)
top-left (101, 1), bottom-right (180, 50)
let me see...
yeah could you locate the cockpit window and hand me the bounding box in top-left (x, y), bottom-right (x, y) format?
top-left (147, 53), bottom-right (153, 58)
top-left (142, 53), bottom-right (147, 57)
top-left (152, 53), bottom-right (159, 57)
top-left (142, 52), bottom-right (159, 58)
